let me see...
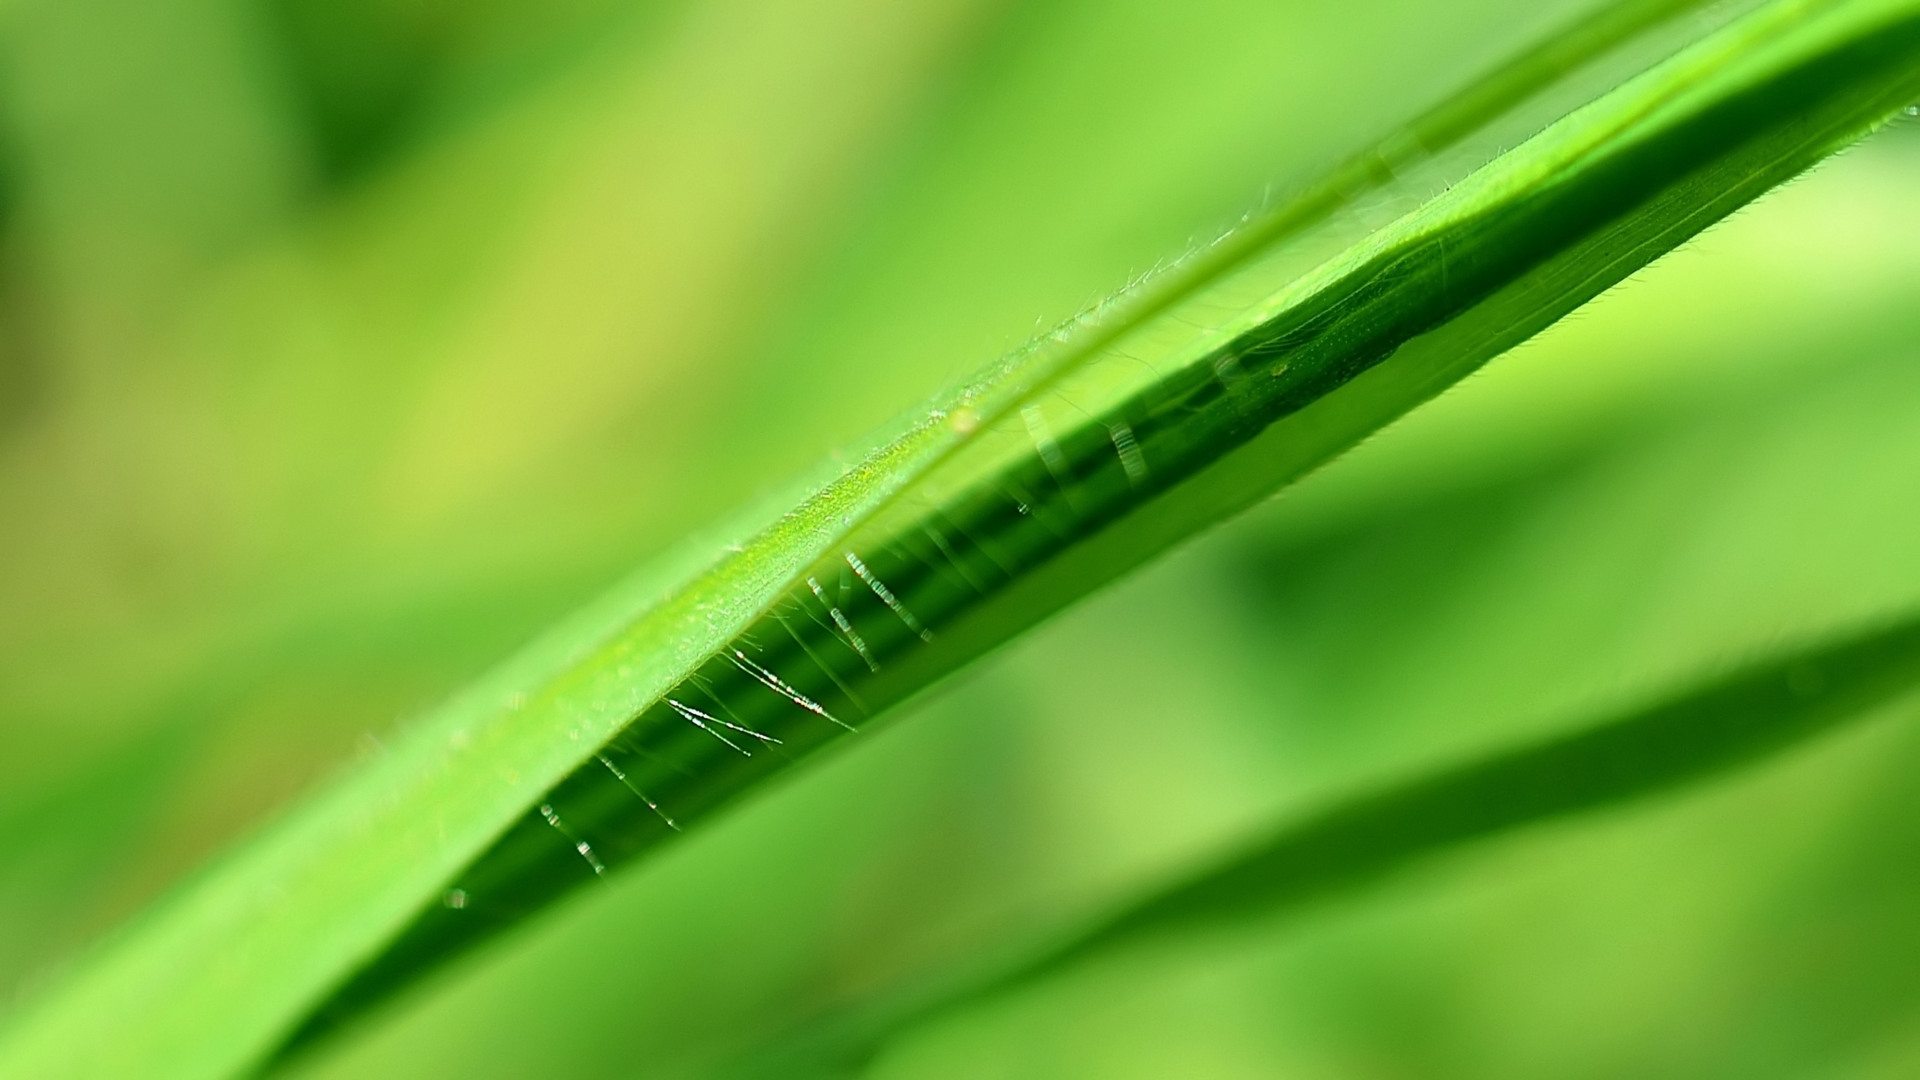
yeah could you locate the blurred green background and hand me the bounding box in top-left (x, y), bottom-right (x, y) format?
top-left (1, 0), bottom-right (1918, 1075)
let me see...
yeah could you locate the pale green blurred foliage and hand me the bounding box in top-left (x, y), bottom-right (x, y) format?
top-left (1, 0), bottom-right (1918, 1076)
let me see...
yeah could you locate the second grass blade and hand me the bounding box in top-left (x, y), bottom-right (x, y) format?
top-left (728, 611), bottom-right (1920, 1076)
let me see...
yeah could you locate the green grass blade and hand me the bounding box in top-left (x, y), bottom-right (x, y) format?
top-left (1050, 623), bottom-right (1920, 967)
top-left (734, 612), bottom-right (1920, 1077)
top-left (286, 0), bottom-right (1920, 1052)
top-left (2, 1), bottom-right (1918, 1077)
